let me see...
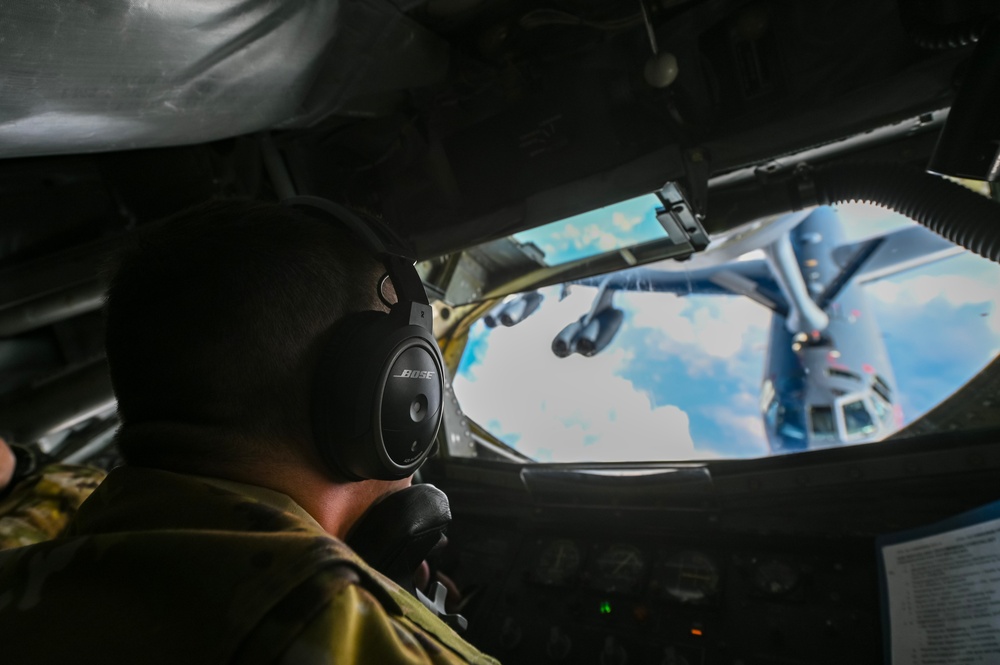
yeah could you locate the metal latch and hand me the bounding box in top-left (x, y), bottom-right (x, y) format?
top-left (656, 181), bottom-right (710, 255)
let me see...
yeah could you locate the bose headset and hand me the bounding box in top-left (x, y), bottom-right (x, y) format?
top-left (283, 196), bottom-right (445, 482)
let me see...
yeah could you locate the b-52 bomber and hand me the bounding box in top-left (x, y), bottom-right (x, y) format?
top-left (487, 205), bottom-right (965, 452)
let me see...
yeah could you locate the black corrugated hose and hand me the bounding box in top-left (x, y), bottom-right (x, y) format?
top-left (898, 0), bottom-right (994, 50)
top-left (804, 162), bottom-right (1000, 263)
top-left (908, 16), bottom-right (986, 50)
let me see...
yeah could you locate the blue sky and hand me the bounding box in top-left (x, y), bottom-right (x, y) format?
top-left (512, 194), bottom-right (666, 265)
top-left (455, 201), bottom-right (1000, 462)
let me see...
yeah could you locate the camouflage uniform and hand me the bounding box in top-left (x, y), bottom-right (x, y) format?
top-left (0, 466), bottom-right (499, 665)
top-left (0, 463), bottom-right (107, 550)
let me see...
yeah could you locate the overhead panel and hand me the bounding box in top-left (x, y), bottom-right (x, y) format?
top-left (0, 0), bottom-right (448, 158)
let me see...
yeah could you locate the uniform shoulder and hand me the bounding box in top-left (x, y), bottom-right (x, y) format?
top-left (238, 565), bottom-right (500, 665)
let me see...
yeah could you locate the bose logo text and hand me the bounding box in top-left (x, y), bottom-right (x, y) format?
top-left (392, 370), bottom-right (436, 379)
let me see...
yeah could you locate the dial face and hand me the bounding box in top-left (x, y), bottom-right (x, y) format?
top-left (656, 551), bottom-right (721, 604)
top-left (591, 544), bottom-right (647, 594)
top-left (753, 559), bottom-right (800, 596)
top-left (534, 539), bottom-right (583, 586)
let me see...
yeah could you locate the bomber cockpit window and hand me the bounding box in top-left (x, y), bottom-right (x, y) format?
top-left (842, 400), bottom-right (876, 438)
top-left (809, 406), bottom-right (838, 441)
top-left (776, 404), bottom-right (807, 441)
top-left (873, 374), bottom-right (893, 403)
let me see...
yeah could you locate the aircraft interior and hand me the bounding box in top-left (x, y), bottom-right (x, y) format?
top-left (1, 1), bottom-right (1000, 663)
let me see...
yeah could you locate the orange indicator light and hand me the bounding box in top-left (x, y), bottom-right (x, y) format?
top-left (690, 628), bottom-right (703, 637)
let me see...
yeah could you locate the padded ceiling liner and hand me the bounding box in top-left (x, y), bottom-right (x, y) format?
top-left (0, 0), bottom-right (448, 158)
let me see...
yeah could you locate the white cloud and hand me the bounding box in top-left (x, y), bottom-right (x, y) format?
top-left (628, 292), bottom-right (695, 343)
top-left (453, 286), bottom-right (698, 462)
top-left (624, 291), bottom-right (771, 363)
top-left (561, 223), bottom-right (581, 240)
top-left (866, 266), bottom-right (1000, 349)
top-left (579, 223), bottom-right (620, 252)
top-left (546, 221), bottom-right (626, 254)
top-left (531, 223), bottom-right (580, 258)
top-left (869, 274), bottom-right (998, 308)
top-left (701, 406), bottom-right (769, 457)
top-left (538, 221), bottom-right (621, 257)
top-left (612, 212), bottom-right (642, 233)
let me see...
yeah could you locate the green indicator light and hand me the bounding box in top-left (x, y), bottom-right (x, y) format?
top-left (599, 601), bottom-right (612, 615)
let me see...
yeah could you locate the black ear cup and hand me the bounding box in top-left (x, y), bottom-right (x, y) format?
top-left (312, 310), bottom-right (445, 481)
top-left (284, 195), bottom-right (445, 482)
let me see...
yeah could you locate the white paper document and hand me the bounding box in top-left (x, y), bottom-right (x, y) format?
top-left (878, 501), bottom-right (1000, 664)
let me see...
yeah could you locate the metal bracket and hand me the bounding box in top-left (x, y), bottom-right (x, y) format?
top-left (656, 181), bottom-right (711, 256)
top-left (415, 581), bottom-right (469, 632)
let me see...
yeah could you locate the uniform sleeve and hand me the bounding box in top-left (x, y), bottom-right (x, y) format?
top-left (274, 582), bottom-right (475, 665)
top-left (0, 464), bottom-right (107, 550)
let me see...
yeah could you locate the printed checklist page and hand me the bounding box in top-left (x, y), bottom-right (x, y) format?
top-left (879, 502), bottom-right (1000, 664)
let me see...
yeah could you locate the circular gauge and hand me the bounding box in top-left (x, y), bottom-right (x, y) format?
top-left (534, 539), bottom-right (583, 586)
top-left (753, 558), bottom-right (799, 596)
top-left (657, 551), bottom-right (720, 604)
top-left (591, 544), bottom-right (647, 594)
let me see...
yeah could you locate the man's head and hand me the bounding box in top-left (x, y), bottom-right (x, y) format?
top-left (104, 200), bottom-right (386, 475)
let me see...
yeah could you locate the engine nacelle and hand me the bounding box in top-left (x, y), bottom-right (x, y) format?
top-left (499, 292), bottom-right (543, 327)
top-left (574, 307), bottom-right (624, 357)
top-left (551, 307), bottom-right (624, 358)
top-left (552, 318), bottom-right (585, 358)
top-left (484, 292), bottom-right (544, 329)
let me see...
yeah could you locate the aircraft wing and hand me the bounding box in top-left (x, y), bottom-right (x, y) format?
top-left (578, 260), bottom-right (789, 316)
top-left (818, 226), bottom-right (964, 307)
top-left (835, 226), bottom-right (964, 284)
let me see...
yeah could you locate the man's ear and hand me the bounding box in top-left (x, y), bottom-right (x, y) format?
top-left (376, 274), bottom-right (397, 311)
top-left (0, 438), bottom-right (14, 489)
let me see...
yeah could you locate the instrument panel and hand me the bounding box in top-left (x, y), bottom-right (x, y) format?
top-left (532, 540), bottom-right (724, 604)
top-left (445, 527), bottom-right (881, 665)
top-left (433, 430), bottom-right (1000, 664)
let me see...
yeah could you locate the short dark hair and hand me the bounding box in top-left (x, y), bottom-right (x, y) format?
top-left (104, 200), bottom-right (384, 470)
